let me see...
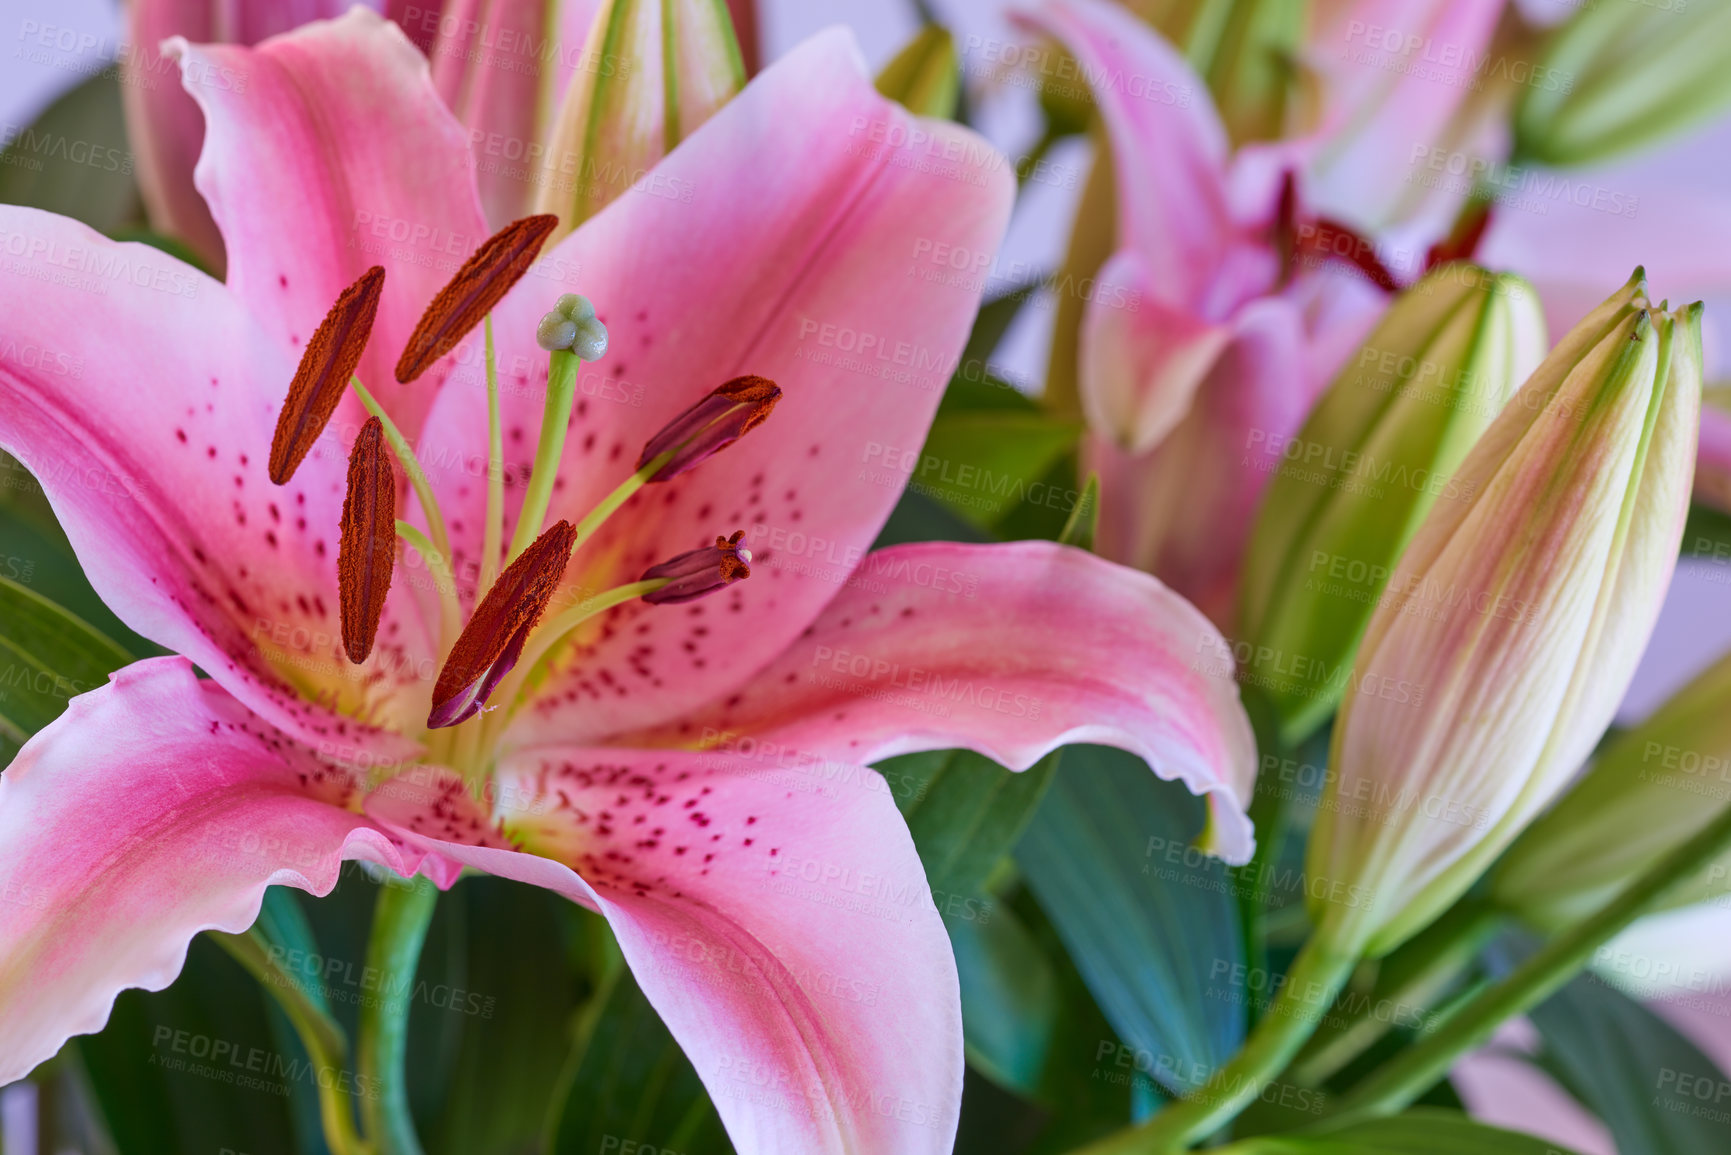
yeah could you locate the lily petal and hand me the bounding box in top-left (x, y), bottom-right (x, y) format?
top-left (0, 657), bottom-right (413, 1085)
top-left (1089, 273), bottom-right (1384, 629)
top-left (627, 541), bottom-right (1259, 864)
top-left (368, 752), bottom-right (961, 1154)
top-left (1305, 0), bottom-right (1505, 229)
top-left (0, 207), bottom-right (429, 755)
top-left (121, 0), bottom-right (350, 271)
top-left (415, 28), bottom-right (1014, 743)
top-left (1013, 0), bottom-right (1233, 307)
top-left (169, 9), bottom-right (491, 441)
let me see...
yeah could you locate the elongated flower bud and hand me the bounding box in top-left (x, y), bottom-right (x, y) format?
top-left (641, 530), bottom-right (751, 603)
top-left (1239, 265), bottom-right (1546, 746)
top-left (637, 375), bottom-right (780, 481)
top-left (1514, 1), bottom-right (1731, 167)
top-left (1306, 270), bottom-right (1702, 960)
top-left (533, 0), bottom-right (747, 235)
top-left (1493, 649), bottom-right (1731, 931)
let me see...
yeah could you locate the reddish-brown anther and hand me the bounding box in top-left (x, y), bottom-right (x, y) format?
top-left (269, 265), bottom-right (386, 484)
top-left (395, 214), bottom-right (560, 383)
top-left (339, 416), bottom-right (396, 664)
top-left (429, 519), bottom-right (576, 728)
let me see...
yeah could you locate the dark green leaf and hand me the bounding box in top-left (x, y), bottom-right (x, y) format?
top-left (872, 486), bottom-right (990, 548)
top-left (1528, 971), bottom-right (1731, 1154)
top-left (0, 573), bottom-right (131, 746)
top-left (994, 451), bottom-right (1086, 543)
top-left (411, 875), bottom-right (601, 1155)
top-left (76, 936), bottom-right (312, 1155)
top-left (951, 902), bottom-right (1058, 1096)
top-left (904, 410), bottom-right (1081, 532)
top-left (887, 748), bottom-right (1058, 899)
top-left (0, 456), bottom-right (155, 656)
top-left (546, 962), bottom-right (732, 1155)
top-left (954, 283), bottom-right (1046, 384)
top-left (1225, 1107), bottom-right (1590, 1153)
top-left (1682, 501), bottom-right (1731, 564)
top-left (1015, 746), bottom-right (1245, 1097)
top-left (0, 72), bottom-right (140, 231)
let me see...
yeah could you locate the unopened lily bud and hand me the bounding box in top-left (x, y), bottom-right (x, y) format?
top-left (534, 0), bottom-right (747, 235)
top-left (637, 375), bottom-right (780, 482)
top-left (536, 292), bottom-right (609, 360)
top-left (876, 25), bottom-right (960, 119)
top-left (641, 530), bottom-right (752, 604)
top-left (1514, 1), bottom-right (1731, 167)
top-left (1493, 649), bottom-right (1731, 931)
top-left (1239, 264), bottom-right (1546, 746)
top-left (1306, 269), bottom-right (1703, 960)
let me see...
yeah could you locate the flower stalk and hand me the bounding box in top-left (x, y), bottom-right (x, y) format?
top-left (1322, 794), bottom-right (1731, 1127)
top-left (357, 874), bottom-right (439, 1155)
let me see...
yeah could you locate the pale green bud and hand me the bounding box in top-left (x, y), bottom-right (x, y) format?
top-left (1306, 270), bottom-right (1703, 960)
top-left (534, 0), bottom-right (747, 235)
top-left (1514, 1), bottom-right (1731, 167)
top-left (1239, 264), bottom-right (1547, 747)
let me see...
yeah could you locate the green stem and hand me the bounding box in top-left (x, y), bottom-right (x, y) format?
top-left (507, 349), bottom-right (582, 562)
top-left (357, 875), bottom-right (439, 1155)
top-left (396, 520), bottom-right (462, 661)
top-left (1076, 937), bottom-right (1358, 1153)
top-left (479, 315), bottom-right (505, 596)
top-left (1290, 896), bottom-right (1501, 1086)
top-left (569, 450), bottom-right (673, 551)
top-left (212, 930), bottom-right (373, 1155)
top-left (1322, 798), bottom-right (1731, 1126)
top-left (351, 378), bottom-right (452, 570)
top-left (1233, 694), bottom-right (1288, 1017)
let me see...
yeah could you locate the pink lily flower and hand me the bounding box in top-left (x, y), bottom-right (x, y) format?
top-left (0, 12), bottom-right (1257, 1152)
top-left (1013, 0), bottom-right (1392, 627)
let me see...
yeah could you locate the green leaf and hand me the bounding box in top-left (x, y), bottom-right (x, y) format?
top-left (871, 486), bottom-right (990, 548)
top-left (0, 456), bottom-right (154, 655)
top-left (1221, 1108), bottom-right (1589, 1153)
top-left (546, 959), bottom-right (732, 1155)
top-left (1527, 971), bottom-right (1731, 1154)
top-left (1682, 500), bottom-right (1731, 563)
top-left (955, 284), bottom-right (1045, 379)
top-left (887, 748), bottom-right (1059, 899)
top-left (875, 24), bottom-right (961, 120)
top-left (1059, 474), bottom-right (1100, 549)
top-left (0, 72), bottom-right (140, 231)
top-left (951, 902), bottom-right (1058, 1096)
top-left (76, 936), bottom-right (312, 1155)
top-left (0, 573), bottom-right (131, 747)
top-left (909, 410), bottom-right (1082, 532)
top-left (1014, 746), bottom-right (1245, 1097)
top-left (412, 875), bottom-right (602, 1155)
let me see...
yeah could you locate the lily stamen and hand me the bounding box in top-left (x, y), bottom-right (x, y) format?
top-left (475, 531), bottom-right (753, 750)
top-left (637, 375), bottom-right (781, 482)
top-left (429, 519), bottom-right (576, 730)
top-left (269, 265), bottom-right (385, 484)
top-left (395, 214), bottom-right (560, 383)
top-left (338, 416), bottom-right (395, 664)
